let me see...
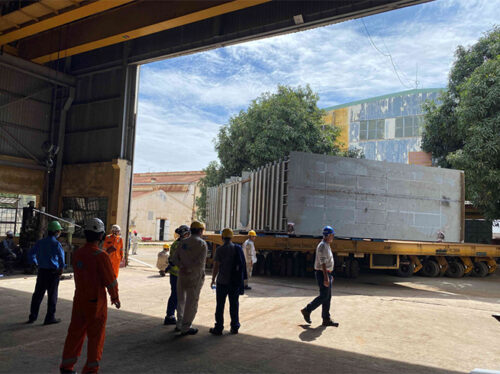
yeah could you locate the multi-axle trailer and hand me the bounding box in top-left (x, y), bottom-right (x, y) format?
top-left (204, 234), bottom-right (499, 278)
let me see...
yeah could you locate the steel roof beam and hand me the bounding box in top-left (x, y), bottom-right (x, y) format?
top-left (0, 52), bottom-right (75, 87)
top-left (0, 0), bottom-right (135, 47)
top-left (17, 0), bottom-right (270, 64)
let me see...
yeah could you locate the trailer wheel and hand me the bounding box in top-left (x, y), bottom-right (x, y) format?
top-left (396, 262), bottom-right (414, 277)
top-left (445, 261), bottom-right (465, 278)
top-left (348, 259), bottom-right (360, 278)
top-left (471, 261), bottom-right (488, 277)
top-left (421, 260), bottom-right (440, 277)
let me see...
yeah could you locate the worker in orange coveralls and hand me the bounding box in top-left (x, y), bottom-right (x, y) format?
top-left (59, 218), bottom-right (121, 374)
top-left (102, 224), bottom-right (124, 278)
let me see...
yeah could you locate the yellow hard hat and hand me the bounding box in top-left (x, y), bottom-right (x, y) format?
top-left (221, 228), bottom-right (233, 239)
top-left (190, 221), bottom-right (205, 230)
top-left (248, 230), bottom-right (257, 237)
top-left (163, 243), bottom-right (170, 249)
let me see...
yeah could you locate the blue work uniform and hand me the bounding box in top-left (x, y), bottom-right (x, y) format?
top-left (28, 236), bottom-right (65, 323)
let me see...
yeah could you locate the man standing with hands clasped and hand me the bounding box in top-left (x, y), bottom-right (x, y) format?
top-left (300, 226), bottom-right (339, 327)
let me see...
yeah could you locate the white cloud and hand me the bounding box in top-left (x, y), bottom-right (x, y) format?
top-left (135, 0), bottom-right (499, 172)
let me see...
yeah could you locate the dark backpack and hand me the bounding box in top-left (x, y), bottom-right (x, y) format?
top-left (229, 244), bottom-right (243, 286)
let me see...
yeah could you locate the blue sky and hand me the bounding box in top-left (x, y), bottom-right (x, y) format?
top-left (134, 0), bottom-right (498, 173)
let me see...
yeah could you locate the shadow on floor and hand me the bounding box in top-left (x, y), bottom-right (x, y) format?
top-left (0, 287), bottom-right (464, 374)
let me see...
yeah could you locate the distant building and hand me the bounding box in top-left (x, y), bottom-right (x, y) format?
top-left (324, 88), bottom-right (445, 165)
top-left (130, 171), bottom-right (205, 241)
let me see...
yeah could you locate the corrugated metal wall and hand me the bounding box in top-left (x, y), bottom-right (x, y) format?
top-left (206, 159), bottom-right (288, 233)
top-left (65, 65), bottom-right (137, 164)
top-left (0, 63), bottom-right (54, 161)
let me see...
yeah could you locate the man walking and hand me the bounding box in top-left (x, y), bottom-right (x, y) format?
top-left (171, 221), bottom-right (207, 336)
top-left (60, 218), bottom-right (120, 374)
top-left (209, 228), bottom-right (246, 335)
top-left (163, 225), bottom-right (190, 326)
top-left (131, 231), bottom-right (139, 255)
top-left (242, 230), bottom-right (257, 290)
top-left (27, 221), bottom-right (65, 325)
top-left (103, 224), bottom-right (124, 278)
top-left (300, 226), bottom-right (339, 327)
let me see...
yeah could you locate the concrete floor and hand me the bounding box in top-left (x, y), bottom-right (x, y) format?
top-left (1, 246), bottom-right (499, 374)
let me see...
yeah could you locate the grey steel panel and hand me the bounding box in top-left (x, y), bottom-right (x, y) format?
top-left (287, 152), bottom-right (463, 241)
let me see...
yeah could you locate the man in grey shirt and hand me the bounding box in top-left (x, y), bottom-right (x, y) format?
top-left (301, 226), bottom-right (339, 327)
top-left (171, 221), bottom-right (208, 336)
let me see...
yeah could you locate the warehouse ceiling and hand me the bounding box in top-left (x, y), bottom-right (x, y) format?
top-left (0, 0), bottom-right (432, 66)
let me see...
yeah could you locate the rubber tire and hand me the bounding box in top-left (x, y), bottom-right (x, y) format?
top-left (471, 261), bottom-right (488, 277)
top-left (349, 259), bottom-right (360, 279)
top-left (421, 260), bottom-right (440, 277)
top-left (397, 262), bottom-right (415, 277)
top-left (445, 261), bottom-right (465, 278)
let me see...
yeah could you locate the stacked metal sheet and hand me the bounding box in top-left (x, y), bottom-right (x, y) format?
top-left (206, 152), bottom-right (465, 242)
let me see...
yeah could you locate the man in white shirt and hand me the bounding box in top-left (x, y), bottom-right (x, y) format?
top-left (300, 226), bottom-right (339, 327)
top-left (242, 230), bottom-right (257, 290)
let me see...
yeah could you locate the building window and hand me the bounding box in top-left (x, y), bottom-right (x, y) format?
top-left (360, 119), bottom-right (385, 141)
top-left (395, 115), bottom-right (424, 138)
top-left (0, 194), bottom-right (36, 236)
top-left (62, 197), bottom-right (108, 237)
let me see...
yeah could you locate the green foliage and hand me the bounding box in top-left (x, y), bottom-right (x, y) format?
top-left (447, 56), bottom-right (500, 219)
top-left (197, 85), bottom-right (356, 220)
top-left (422, 27), bottom-right (500, 219)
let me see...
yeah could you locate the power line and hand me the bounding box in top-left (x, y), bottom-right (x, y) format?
top-left (359, 18), bottom-right (415, 89)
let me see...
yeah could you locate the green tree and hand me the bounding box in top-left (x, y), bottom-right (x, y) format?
top-left (197, 85), bottom-right (355, 220)
top-left (422, 27), bottom-right (500, 219)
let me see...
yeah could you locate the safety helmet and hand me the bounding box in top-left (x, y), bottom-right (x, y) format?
top-left (248, 230), bottom-right (257, 237)
top-left (133, 230), bottom-right (137, 234)
top-left (48, 221), bottom-right (62, 232)
top-left (190, 221), bottom-right (205, 230)
top-left (84, 218), bottom-right (105, 233)
top-left (163, 243), bottom-right (170, 249)
top-left (221, 228), bottom-right (233, 239)
top-left (111, 224), bottom-right (121, 232)
top-left (322, 225), bottom-right (335, 236)
top-left (175, 225), bottom-right (190, 235)
top-left (6, 230), bottom-right (14, 237)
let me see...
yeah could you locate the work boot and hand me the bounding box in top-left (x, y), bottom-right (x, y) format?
top-left (322, 319), bottom-right (339, 327)
top-left (301, 308), bottom-right (311, 324)
top-left (164, 316), bottom-right (176, 325)
top-left (230, 328), bottom-right (239, 334)
top-left (181, 327), bottom-right (198, 336)
top-left (209, 327), bottom-right (223, 336)
top-left (43, 318), bottom-right (61, 325)
top-left (60, 369), bottom-right (77, 374)
top-left (26, 318), bottom-right (35, 324)
top-left (244, 285), bottom-right (252, 290)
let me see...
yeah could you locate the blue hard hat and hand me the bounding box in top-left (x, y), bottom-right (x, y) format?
top-left (322, 226), bottom-right (335, 236)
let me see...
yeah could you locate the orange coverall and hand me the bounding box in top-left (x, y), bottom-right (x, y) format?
top-left (103, 234), bottom-right (123, 278)
top-left (60, 243), bottom-right (119, 374)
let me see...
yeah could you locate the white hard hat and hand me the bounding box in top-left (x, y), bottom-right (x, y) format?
top-left (111, 224), bottom-right (121, 232)
top-left (84, 218), bottom-right (105, 233)
top-left (6, 230), bottom-right (13, 236)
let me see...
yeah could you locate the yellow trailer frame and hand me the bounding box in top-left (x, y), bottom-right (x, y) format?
top-left (203, 234), bottom-right (500, 276)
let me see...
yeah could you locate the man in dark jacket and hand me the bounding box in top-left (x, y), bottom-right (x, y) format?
top-left (209, 228), bottom-right (247, 335)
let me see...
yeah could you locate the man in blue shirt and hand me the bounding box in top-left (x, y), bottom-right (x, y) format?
top-left (27, 221), bottom-right (66, 325)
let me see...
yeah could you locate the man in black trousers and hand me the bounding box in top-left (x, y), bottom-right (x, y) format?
top-left (27, 220), bottom-right (66, 325)
top-left (301, 225), bottom-right (339, 327)
top-left (209, 228), bottom-right (247, 335)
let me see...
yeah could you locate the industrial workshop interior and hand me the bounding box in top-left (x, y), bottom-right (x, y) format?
top-left (0, 1), bottom-right (499, 374)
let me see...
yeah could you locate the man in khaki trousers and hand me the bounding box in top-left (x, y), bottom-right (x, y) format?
top-left (171, 221), bottom-right (207, 336)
